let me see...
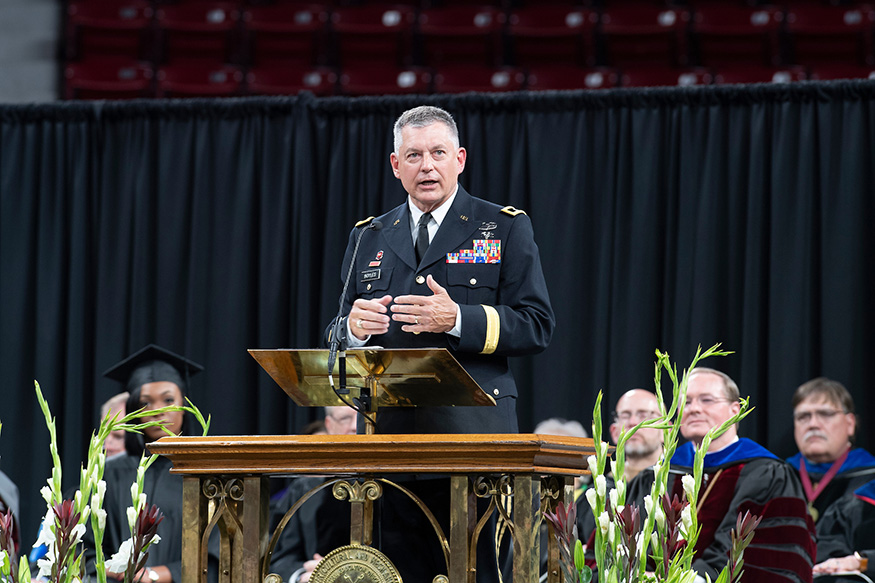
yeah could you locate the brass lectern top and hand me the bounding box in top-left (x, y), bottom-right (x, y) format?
top-left (248, 348), bottom-right (496, 409)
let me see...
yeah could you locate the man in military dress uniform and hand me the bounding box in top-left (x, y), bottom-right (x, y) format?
top-left (324, 105), bottom-right (555, 581)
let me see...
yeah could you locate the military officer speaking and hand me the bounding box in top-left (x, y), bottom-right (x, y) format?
top-left (326, 104), bottom-right (555, 435)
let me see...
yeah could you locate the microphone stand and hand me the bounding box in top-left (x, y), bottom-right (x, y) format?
top-left (327, 220), bottom-right (382, 416)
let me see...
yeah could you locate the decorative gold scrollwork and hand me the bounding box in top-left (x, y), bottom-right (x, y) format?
top-left (332, 479), bottom-right (382, 503)
top-left (203, 477), bottom-right (245, 502)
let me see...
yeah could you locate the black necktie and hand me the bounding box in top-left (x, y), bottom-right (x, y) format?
top-left (415, 212), bottom-right (432, 265)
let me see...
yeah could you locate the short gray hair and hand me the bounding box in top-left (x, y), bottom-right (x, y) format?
top-left (393, 105), bottom-right (460, 153)
top-left (688, 367), bottom-right (740, 401)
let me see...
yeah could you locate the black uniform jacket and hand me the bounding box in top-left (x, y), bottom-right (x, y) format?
top-left (325, 186), bottom-right (555, 434)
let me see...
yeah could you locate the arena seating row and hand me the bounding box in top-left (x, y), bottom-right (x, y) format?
top-left (63, 1), bottom-right (875, 98)
top-left (63, 59), bottom-right (875, 99)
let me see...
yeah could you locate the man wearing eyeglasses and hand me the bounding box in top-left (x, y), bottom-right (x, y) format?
top-left (630, 367), bottom-right (815, 583)
top-left (785, 377), bottom-right (875, 523)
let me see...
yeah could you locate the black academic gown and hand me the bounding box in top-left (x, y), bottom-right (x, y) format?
top-left (629, 439), bottom-right (816, 583)
top-left (815, 478), bottom-right (875, 582)
top-left (786, 449), bottom-right (875, 522)
top-left (86, 454), bottom-right (217, 583)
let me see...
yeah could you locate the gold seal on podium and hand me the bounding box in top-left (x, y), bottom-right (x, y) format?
top-left (309, 545), bottom-right (403, 583)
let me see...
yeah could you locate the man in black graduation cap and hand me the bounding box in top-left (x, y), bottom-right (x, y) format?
top-left (86, 344), bottom-right (213, 583)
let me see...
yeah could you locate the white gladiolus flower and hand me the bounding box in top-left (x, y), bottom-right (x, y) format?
top-left (137, 465), bottom-right (146, 482)
top-left (680, 505), bottom-right (693, 536)
top-left (586, 488), bottom-right (598, 510)
top-left (682, 474), bottom-right (696, 501)
top-left (138, 493), bottom-right (147, 509)
top-left (643, 495), bottom-right (654, 515)
top-left (609, 488), bottom-right (619, 509)
top-left (93, 507), bottom-right (107, 531)
top-left (650, 531), bottom-right (659, 550)
top-left (40, 486), bottom-right (53, 505)
top-left (126, 506), bottom-right (138, 532)
top-left (617, 480), bottom-right (626, 499)
top-left (144, 534), bottom-right (162, 551)
top-left (71, 523), bottom-right (87, 544)
top-left (654, 505), bottom-right (666, 530)
top-left (80, 505), bottom-right (91, 522)
top-left (608, 524), bottom-right (616, 545)
top-left (130, 483), bottom-right (139, 503)
top-left (106, 539), bottom-right (134, 573)
top-left (37, 556), bottom-right (55, 578)
top-left (34, 509), bottom-right (56, 549)
top-left (587, 456), bottom-right (598, 472)
top-left (93, 480), bottom-right (107, 507)
top-left (598, 512), bottom-right (610, 535)
top-left (610, 460), bottom-right (618, 477)
top-left (615, 505), bottom-right (625, 515)
top-left (74, 490), bottom-right (83, 508)
top-left (596, 475), bottom-right (607, 497)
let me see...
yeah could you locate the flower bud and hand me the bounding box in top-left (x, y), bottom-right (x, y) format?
top-left (585, 488), bottom-right (598, 511)
top-left (682, 474), bottom-right (696, 502)
top-left (596, 475), bottom-right (606, 498)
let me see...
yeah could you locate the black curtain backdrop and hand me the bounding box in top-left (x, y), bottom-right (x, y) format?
top-left (2, 83), bottom-right (875, 545)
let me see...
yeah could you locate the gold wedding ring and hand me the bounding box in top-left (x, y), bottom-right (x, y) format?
top-left (357, 319), bottom-right (363, 328)
top-left (414, 316), bottom-right (419, 325)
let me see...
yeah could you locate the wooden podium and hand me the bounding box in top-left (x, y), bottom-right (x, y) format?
top-left (149, 348), bottom-right (595, 582)
top-left (148, 433), bottom-right (596, 583)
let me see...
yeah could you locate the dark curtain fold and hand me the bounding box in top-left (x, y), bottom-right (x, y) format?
top-left (2, 82), bottom-right (875, 545)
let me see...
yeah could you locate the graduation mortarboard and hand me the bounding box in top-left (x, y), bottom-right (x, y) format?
top-left (103, 344), bottom-right (203, 394)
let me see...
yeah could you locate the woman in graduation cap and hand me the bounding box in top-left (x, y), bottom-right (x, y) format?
top-left (88, 344), bottom-right (210, 583)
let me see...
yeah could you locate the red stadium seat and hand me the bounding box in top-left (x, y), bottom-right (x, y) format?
top-left (64, 58), bottom-right (154, 100)
top-left (330, 5), bottom-right (417, 67)
top-left (245, 64), bottom-right (337, 96)
top-left (618, 66), bottom-right (712, 87)
top-left (155, 2), bottom-right (242, 64)
top-left (418, 6), bottom-right (505, 66)
top-left (507, 6), bottom-right (598, 67)
top-left (691, 3), bottom-right (783, 67)
top-left (784, 4), bottom-right (875, 66)
top-left (524, 64), bottom-right (619, 90)
top-left (599, 4), bottom-right (691, 67)
top-left (242, 4), bottom-right (329, 67)
top-left (807, 64), bottom-right (875, 81)
top-left (155, 63), bottom-right (244, 97)
top-left (712, 65), bottom-right (807, 85)
top-left (432, 65), bottom-right (525, 93)
top-left (338, 65), bottom-right (432, 95)
top-left (66, 0), bottom-right (154, 61)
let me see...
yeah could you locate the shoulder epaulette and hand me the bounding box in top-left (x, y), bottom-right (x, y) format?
top-left (500, 206), bottom-right (527, 217)
top-left (355, 216), bottom-right (375, 228)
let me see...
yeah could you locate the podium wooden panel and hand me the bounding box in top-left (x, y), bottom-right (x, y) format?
top-left (149, 434), bottom-right (596, 583)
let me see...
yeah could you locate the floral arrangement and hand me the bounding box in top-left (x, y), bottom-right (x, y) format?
top-left (545, 344), bottom-right (761, 583)
top-left (0, 381), bottom-right (209, 583)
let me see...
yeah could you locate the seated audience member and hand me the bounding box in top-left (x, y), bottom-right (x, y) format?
top-left (629, 368), bottom-right (815, 583)
top-left (813, 476), bottom-right (875, 582)
top-left (86, 344), bottom-right (215, 583)
top-left (269, 406), bottom-right (357, 583)
top-left (0, 469), bottom-right (20, 553)
top-left (785, 377), bottom-right (875, 522)
top-left (100, 391), bottom-right (129, 458)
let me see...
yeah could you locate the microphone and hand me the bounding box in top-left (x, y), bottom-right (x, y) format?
top-left (327, 219), bottom-right (383, 373)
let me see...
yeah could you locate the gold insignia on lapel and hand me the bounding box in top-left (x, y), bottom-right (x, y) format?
top-left (500, 206), bottom-right (527, 217)
top-left (460, 215), bottom-right (469, 221)
top-left (393, 219), bottom-right (400, 226)
top-left (355, 216), bottom-right (375, 227)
